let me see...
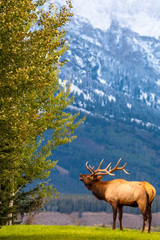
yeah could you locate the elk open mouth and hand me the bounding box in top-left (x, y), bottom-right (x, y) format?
top-left (79, 174), bottom-right (83, 181)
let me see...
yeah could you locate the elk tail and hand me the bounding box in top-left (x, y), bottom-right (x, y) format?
top-left (142, 181), bottom-right (156, 204)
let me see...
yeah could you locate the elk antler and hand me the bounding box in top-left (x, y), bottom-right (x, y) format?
top-left (85, 161), bottom-right (94, 174)
top-left (85, 159), bottom-right (114, 176)
top-left (106, 158), bottom-right (130, 175)
top-left (85, 158), bottom-right (130, 176)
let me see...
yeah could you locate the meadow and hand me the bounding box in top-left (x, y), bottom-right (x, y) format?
top-left (0, 225), bottom-right (160, 240)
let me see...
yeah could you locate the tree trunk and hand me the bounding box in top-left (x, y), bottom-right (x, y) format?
top-left (8, 199), bottom-right (14, 225)
top-left (8, 178), bottom-right (15, 226)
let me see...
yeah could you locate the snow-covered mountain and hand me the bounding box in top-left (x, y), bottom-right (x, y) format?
top-left (59, 15), bottom-right (160, 130)
top-left (47, 1), bottom-right (160, 194)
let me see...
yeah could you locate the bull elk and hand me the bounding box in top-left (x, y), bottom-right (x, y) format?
top-left (80, 158), bottom-right (156, 233)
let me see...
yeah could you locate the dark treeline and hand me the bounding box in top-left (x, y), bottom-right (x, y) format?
top-left (44, 194), bottom-right (160, 215)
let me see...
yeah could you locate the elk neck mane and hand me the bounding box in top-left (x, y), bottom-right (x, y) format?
top-left (91, 179), bottom-right (117, 200)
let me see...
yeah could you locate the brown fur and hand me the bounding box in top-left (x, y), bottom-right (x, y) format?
top-left (141, 181), bottom-right (156, 203)
top-left (80, 174), bottom-right (156, 233)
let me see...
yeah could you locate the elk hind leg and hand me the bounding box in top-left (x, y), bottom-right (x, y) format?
top-left (138, 202), bottom-right (147, 233)
top-left (148, 203), bottom-right (152, 233)
top-left (118, 206), bottom-right (123, 230)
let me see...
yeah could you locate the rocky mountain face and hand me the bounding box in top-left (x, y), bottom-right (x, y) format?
top-left (61, 17), bottom-right (160, 128)
top-left (50, 14), bottom-right (160, 194)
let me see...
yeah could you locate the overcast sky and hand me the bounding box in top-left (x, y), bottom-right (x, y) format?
top-left (55, 0), bottom-right (160, 38)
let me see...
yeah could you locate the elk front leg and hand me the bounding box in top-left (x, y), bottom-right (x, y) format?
top-left (112, 203), bottom-right (117, 230)
top-left (118, 206), bottom-right (123, 230)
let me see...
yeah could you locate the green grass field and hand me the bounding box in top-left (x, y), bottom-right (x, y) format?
top-left (0, 225), bottom-right (160, 240)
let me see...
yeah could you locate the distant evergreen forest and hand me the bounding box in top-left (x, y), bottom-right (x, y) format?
top-left (44, 194), bottom-right (160, 215)
top-left (49, 114), bottom-right (160, 194)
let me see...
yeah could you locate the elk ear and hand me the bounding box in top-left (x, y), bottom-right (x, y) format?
top-left (97, 176), bottom-right (103, 180)
top-left (87, 175), bottom-right (94, 180)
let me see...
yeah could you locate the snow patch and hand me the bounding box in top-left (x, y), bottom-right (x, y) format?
top-left (83, 92), bottom-right (92, 101)
top-left (69, 105), bottom-right (93, 115)
top-left (131, 118), bottom-right (160, 130)
top-left (98, 78), bottom-right (106, 85)
top-left (70, 84), bottom-right (83, 95)
top-left (108, 95), bottom-right (116, 102)
top-left (81, 34), bottom-right (102, 47)
top-left (156, 79), bottom-right (160, 86)
top-left (150, 93), bottom-right (155, 101)
top-left (127, 103), bottom-right (132, 109)
top-left (146, 101), bottom-right (151, 106)
top-left (95, 89), bottom-right (105, 97)
top-left (75, 55), bottom-right (84, 67)
top-left (131, 118), bottom-right (143, 125)
top-left (70, 84), bottom-right (92, 101)
top-left (140, 91), bottom-right (147, 100)
top-left (88, 56), bottom-right (95, 63)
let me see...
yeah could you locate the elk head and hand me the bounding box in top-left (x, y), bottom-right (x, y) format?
top-left (80, 158), bottom-right (129, 189)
